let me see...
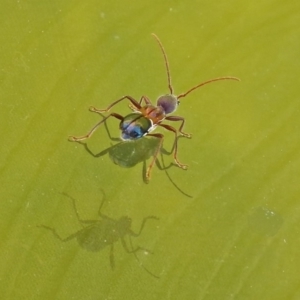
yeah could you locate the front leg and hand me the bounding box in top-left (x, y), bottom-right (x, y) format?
top-left (165, 115), bottom-right (192, 138)
top-left (158, 123), bottom-right (188, 170)
top-left (129, 96), bottom-right (152, 111)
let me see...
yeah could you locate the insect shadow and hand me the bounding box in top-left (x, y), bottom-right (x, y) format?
top-left (38, 190), bottom-right (160, 278)
top-left (77, 136), bottom-right (192, 198)
top-left (77, 136), bottom-right (170, 176)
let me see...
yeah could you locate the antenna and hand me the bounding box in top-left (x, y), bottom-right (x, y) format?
top-left (177, 76), bottom-right (240, 99)
top-left (151, 33), bottom-right (173, 94)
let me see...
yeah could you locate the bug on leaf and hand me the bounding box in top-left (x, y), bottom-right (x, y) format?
top-left (69, 34), bottom-right (240, 181)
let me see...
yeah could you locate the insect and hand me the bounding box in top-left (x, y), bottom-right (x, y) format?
top-left (69, 34), bottom-right (240, 181)
top-left (38, 190), bottom-right (159, 278)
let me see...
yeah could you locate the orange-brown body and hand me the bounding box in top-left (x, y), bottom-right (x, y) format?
top-left (139, 104), bottom-right (166, 124)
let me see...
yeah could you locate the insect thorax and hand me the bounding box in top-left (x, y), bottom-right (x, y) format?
top-left (140, 104), bottom-right (166, 123)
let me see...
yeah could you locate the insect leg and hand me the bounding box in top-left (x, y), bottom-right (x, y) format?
top-left (61, 192), bottom-right (100, 224)
top-left (128, 235), bottom-right (160, 279)
top-left (128, 96), bottom-right (152, 111)
top-left (96, 189), bottom-right (115, 222)
top-left (165, 115), bottom-right (192, 138)
top-left (68, 112), bottom-right (124, 142)
top-left (130, 216), bottom-right (159, 237)
top-left (37, 225), bottom-right (82, 242)
top-left (120, 237), bottom-right (152, 254)
top-left (144, 133), bottom-right (164, 182)
top-left (158, 123), bottom-right (188, 170)
top-left (90, 95), bottom-right (142, 113)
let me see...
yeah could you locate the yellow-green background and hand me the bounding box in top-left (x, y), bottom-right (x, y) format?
top-left (1, 0), bottom-right (299, 299)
